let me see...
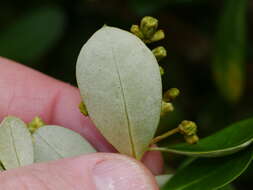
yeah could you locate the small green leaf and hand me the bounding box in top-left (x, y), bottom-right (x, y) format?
top-left (162, 147), bottom-right (253, 190)
top-left (76, 26), bottom-right (162, 159)
top-left (156, 174), bottom-right (173, 188)
top-left (0, 116), bottom-right (34, 169)
top-left (0, 6), bottom-right (65, 66)
top-left (152, 118), bottom-right (253, 157)
top-left (212, 0), bottom-right (247, 103)
top-left (33, 125), bottom-right (96, 163)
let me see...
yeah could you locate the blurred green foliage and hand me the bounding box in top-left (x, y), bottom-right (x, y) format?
top-left (212, 0), bottom-right (247, 104)
top-left (0, 0), bottom-right (252, 189)
top-left (0, 6), bottom-right (65, 67)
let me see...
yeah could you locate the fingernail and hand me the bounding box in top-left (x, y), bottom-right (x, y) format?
top-left (93, 158), bottom-right (158, 190)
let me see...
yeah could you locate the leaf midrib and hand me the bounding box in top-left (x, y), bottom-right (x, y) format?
top-left (111, 47), bottom-right (136, 158)
top-left (153, 139), bottom-right (252, 156)
top-left (35, 133), bottom-right (64, 158)
top-left (9, 123), bottom-right (21, 166)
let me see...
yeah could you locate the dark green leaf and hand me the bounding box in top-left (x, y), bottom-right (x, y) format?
top-left (0, 6), bottom-right (65, 66)
top-left (178, 157), bottom-right (197, 171)
top-left (161, 147), bottom-right (253, 190)
top-left (212, 0), bottom-right (247, 103)
top-left (152, 118), bottom-right (253, 157)
top-left (218, 184), bottom-right (235, 190)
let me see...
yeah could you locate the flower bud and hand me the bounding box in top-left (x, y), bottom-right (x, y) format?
top-left (160, 66), bottom-right (164, 76)
top-left (163, 88), bottom-right (180, 102)
top-left (178, 120), bottom-right (197, 136)
top-left (79, 101), bottom-right (88, 116)
top-left (140, 16), bottom-right (158, 39)
top-left (149, 29), bottom-right (165, 43)
top-left (27, 116), bottom-right (45, 133)
top-left (161, 101), bottom-right (174, 116)
top-left (130, 25), bottom-right (144, 39)
top-left (184, 135), bottom-right (199, 144)
top-left (152, 46), bottom-right (167, 61)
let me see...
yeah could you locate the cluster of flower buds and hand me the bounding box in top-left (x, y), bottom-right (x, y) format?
top-left (130, 16), bottom-right (166, 76)
top-left (160, 88), bottom-right (199, 144)
top-left (130, 16), bottom-right (165, 43)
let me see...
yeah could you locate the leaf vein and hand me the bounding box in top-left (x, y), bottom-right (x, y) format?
top-left (36, 134), bottom-right (64, 158)
top-left (9, 124), bottom-right (21, 166)
top-left (111, 47), bottom-right (136, 158)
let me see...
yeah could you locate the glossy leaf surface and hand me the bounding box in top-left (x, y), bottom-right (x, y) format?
top-left (162, 147), bottom-right (253, 190)
top-left (153, 118), bottom-right (253, 157)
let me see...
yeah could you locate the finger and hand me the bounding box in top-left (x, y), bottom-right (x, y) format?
top-left (0, 153), bottom-right (159, 190)
top-left (0, 57), bottom-right (114, 152)
top-left (142, 147), bottom-right (164, 175)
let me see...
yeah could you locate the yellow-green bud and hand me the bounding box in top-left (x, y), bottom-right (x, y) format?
top-left (161, 101), bottom-right (174, 116)
top-left (163, 88), bottom-right (180, 102)
top-left (184, 135), bottom-right (199, 144)
top-left (152, 46), bottom-right (167, 61)
top-left (79, 101), bottom-right (88, 116)
top-left (27, 116), bottom-right (45, 133)
top-left (140, 16), bottom-right (158, 39)
top-left (160, 66), bottom-right (164, 76)
top-left (178, 120), bottom-right (197, 136)
top-left (130, 25), bottom-right (144, 39)
top-left (148, 29), bottom-right (165, 43)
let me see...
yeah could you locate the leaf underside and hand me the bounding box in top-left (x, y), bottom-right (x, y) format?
top-left (33, 125), bottom-right (96, 163)
top-left (0, 116), bottom-right (34, 169)
top-left (76, 26), bottom-right (162, 159)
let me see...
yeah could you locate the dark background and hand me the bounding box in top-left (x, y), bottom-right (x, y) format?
top-left (0, 0), bottom-right (252, 189)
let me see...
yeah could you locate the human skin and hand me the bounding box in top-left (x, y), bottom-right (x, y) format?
top-left (0, 57), bottom-right (163, 190)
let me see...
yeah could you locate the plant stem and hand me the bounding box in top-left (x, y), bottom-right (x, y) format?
top-left (150, 127), bottom-right (180, 145)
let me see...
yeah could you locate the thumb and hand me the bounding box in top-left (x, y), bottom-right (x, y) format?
top-left (0, 153), bottom-right (159, 190)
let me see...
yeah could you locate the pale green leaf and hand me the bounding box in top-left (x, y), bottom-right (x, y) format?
top-left (0, 116), bottom-right (34, 169)
top-left (152, 118), bottom-right (253, 157)
top-left (33, 125), bottom-right (96, 163)
top-left (76, 26), bottom-right (162, 159)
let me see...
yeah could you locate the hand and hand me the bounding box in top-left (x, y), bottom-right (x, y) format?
top-left (0, 57), bottom-right (163, 190)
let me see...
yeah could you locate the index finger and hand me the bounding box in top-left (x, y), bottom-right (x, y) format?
top-left (0, 57), bottom-right (114, 152)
